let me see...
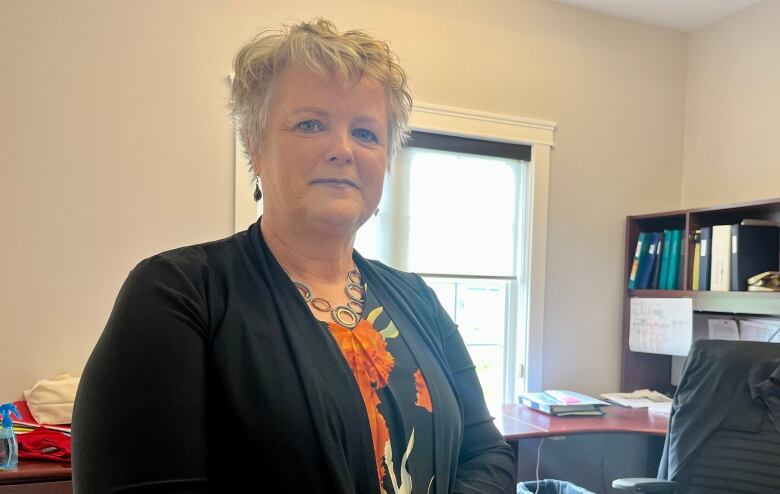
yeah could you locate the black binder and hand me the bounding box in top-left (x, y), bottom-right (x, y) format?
top-left (650, 233), bottom-right (663, 289)
top-left (730, 224), bottom-right (780, 291)
top-left (698, 226), bottom-right (712, 290)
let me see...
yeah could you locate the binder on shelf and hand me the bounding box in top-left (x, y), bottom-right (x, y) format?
top-left (623, 198), bottom-right (780, 399)
top-left (730, 224), bottom-right (780, 291)
top-left (698, 226), bottom-right (713, 290)
top-left (627, 232), bottom-right (647, 289)
top-left (692, 230), bottom-right (701, 290)
top-left (665, 229), bottom-right (681, 290)
top-left (658, 229), bottom-right (672, 290)
top-left (650, 233), bottom-right (663, 289)
top-left (638, 231), bottom-right (660, 289)
top-left (676, 230), bottom-right (685, 290)
top-left (710, 225), bottom-right (732, 291)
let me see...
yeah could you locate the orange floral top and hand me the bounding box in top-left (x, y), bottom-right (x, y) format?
top-left (323, 283), bottom-right (435, 494)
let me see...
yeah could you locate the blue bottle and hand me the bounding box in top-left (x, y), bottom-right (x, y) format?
top-left (0, 403), bottom-right (21, 469)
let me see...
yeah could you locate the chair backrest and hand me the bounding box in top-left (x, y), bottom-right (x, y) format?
top-left (658, 340), bottom-right (780, 493)
top-left (683, 413), bottom-right (780, 493)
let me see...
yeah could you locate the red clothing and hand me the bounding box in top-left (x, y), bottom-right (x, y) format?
top-left (18, 427), bottom-right (71, 463)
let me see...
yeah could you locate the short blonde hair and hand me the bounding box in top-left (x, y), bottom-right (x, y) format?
top-left (231, 18), bottom-right (412, 163)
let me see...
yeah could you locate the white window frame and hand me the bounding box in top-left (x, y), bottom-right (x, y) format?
top-left (233, 100), bottom-right (556, 394)
top-left (408, 102), bottom-right (556, 395)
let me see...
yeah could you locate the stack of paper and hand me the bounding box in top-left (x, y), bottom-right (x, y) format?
top-left (600, 389), bottom-right (672, 409)
top-left (648, 401), bottom-right (672, 416)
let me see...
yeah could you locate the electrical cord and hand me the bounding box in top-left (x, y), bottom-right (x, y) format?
top-left (534, 437), bottom-right (545, 494)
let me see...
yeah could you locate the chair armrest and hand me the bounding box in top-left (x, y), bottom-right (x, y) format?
top-left (612, 478), bottom-right (679, 492)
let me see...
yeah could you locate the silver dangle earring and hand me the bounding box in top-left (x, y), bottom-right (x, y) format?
top-left (253, 177), bottom-right (262, 202)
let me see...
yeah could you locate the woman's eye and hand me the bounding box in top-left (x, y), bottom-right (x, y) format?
top-left (353, 128), bottom-right (378, 143)
top-left (296, 120), bottom-right (323, 132)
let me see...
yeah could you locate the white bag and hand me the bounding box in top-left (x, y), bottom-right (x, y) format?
top-left (23, 374), bottom-right (80, 425)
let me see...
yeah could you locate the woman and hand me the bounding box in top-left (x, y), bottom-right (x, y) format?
top-left (72, 19), bottom-right (514, 493)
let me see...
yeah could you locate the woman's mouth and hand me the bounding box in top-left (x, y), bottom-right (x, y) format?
top-left (311, 178), bottom-right (359, 189)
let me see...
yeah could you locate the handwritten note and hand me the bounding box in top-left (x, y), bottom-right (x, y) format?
top-left (629, 298), bottom-right (692, 356)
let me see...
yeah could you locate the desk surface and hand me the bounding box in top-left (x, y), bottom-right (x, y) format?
top-left (0, 461), bottom-right (71, 485)
top-left (497, 404), bottom-right (669, 440)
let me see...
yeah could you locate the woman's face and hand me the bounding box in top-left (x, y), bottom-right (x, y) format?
top-left (252, 66), bottom-right (388, 235)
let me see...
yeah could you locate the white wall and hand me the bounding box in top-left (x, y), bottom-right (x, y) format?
top-left (682, 0), bottom-right (780, 208)
top-left (0, 0), bottom-right (688, 400)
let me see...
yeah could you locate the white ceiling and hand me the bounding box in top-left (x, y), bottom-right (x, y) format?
top-left (551, 0), bottom-right (765, 32)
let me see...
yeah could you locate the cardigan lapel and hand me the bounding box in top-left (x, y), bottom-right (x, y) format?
top-left (248, 222), bottom-right (380, 494)
top-left (355, 252), bottom-right (464, 494)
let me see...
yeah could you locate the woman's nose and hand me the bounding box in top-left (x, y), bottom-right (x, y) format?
top-left (326, 128), bottom-right (354, 164)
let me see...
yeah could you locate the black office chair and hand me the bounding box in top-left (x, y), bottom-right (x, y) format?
top-left (612, 339), bottom-right (780, 493)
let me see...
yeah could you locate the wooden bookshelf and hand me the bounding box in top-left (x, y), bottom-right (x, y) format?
top-left (621, 197), bottom-right (780, 392)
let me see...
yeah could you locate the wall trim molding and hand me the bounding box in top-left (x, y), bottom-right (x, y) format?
top-left (411, 102), bottom-right (557, 147)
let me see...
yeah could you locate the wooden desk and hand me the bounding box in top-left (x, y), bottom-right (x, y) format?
top-left (497, 405), bottom-right (669, 491)
top-left (497, 404), bottom-right (669, 439)
top-left (0, 461), bottom-right (71, 493)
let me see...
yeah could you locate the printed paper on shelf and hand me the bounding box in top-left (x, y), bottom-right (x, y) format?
top-left (629, 297), bottom-right (692, 356)
top-left (707, 319), bottom-right (740, 341)
top-left (739, 318), bottom-right (780, 342)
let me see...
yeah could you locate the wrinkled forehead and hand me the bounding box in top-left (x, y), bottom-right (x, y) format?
top-left (268, 65), bottom-right (388, 119)
top-left (271, 62), bottom-right (385, 94)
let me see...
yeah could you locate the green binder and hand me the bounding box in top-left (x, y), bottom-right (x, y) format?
top-left (658, 230), bottom-right (672, 289)
top-left (665, 229), bottom-right (681, 290)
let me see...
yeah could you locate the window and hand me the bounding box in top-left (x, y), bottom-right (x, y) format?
top-left (356, 132), bottom-right (531, 412)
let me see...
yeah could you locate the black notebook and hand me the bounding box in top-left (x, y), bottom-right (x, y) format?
top-left (698, 226), bottom-right (713, 290)
top-left (731, 224), bottom-right (780, 291)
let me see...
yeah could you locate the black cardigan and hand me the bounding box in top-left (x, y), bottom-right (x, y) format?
top-left (72, 221), bottom-right (515, 493)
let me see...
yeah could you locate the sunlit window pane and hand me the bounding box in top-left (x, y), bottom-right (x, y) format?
top-left (466, 344), bottom-right (504, 415)
top-left (407, 149), bottom-right (519, 276)
top-left (424, 277), bottom-right (508, 411)
top-left (424, 280), bottom-right (457, 321)
top-left (458, 282), bottom-right (506, 412)
top-left (355, 141), bottom-right (529, 409)
top-left (455, 282), bottom-right (507, 345)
